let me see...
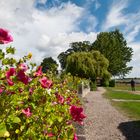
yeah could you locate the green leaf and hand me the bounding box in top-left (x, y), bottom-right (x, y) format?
top-left (20, 126), bottom-right (25, 131)
top-left (8, 115), bottom-right (21, 124)
top-left (0, 123), bottom-right (10, 138)
top-left (57, 117), bottom-right (63, 123)
top-left (2, 58), bottom-right (9, 65)
top-left (6, 46), bottom-right (15, 54)
top-left (0, 50), bottom-right (5, 60)
top-left (12, 117), bottom-right (21, 124)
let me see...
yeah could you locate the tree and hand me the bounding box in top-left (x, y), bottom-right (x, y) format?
top-left (91, 29), bottom-right (133, 77)
top-left (66, 51), bottom-right (110, 81)
top-left (40, 57), bottom-right (58, 73)
top-left (58, 41), bottom-right (91, 69)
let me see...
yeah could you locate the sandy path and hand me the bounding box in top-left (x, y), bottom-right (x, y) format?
top-left (83, 87), bottom-right (133, 140)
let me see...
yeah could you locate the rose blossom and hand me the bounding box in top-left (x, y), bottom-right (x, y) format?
top-left (0, 28), bottom-right (13, 44)
top-left (55, 93), bottom-right (64, 104)
top-left (6, 68), bottom-right (16, 86)
top-left (7, 78), bottom-right (14, 86)
top-left (22, 108), bottom-right (32, 117)
top-left (73, 133), bottom-right (78, 140)
top-left (6, 67), bottom-right (16, 79)
top-left (0, 88), bottom-right (3, 94)
top-left (19, 63), bottom-right (28, 72)
top-left (34, 66), bottom-right (43, 77)
top-left (17, 70), bottom-right (30, 85)
top-left (39, 77), bottom-right (52, 89)
top-left (70, 105), bottom-right (86, 125)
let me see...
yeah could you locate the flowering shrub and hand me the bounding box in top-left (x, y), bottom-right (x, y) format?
top-left (0, 28), bottom-right (86, 139)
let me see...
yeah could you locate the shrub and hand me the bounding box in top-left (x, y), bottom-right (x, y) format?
top-left (109, 79), bottom-right (115, 87)
top-left (101, 79), bottom-right (109, 87)
top-left (90, 81), bottom-right (97, 91)
top-left (0, 28), bottom-right (86, 139)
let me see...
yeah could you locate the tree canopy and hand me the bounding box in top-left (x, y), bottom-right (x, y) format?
top-left (92, 29), bottom-right (133, 77)
top-left (58, 41), bottom-right (91, 69)
top-left (58, 29), bottom-right (133, 78)
top-left (40, 57), bottom-right (58, 73)
top-left (66, 51), bottom-right (110, 81)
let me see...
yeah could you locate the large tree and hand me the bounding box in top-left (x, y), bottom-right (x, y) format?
top-left (40, 57), bottom-right (58, 73)
top-left (66, 51), bottom-right (110, 81)
top-left (58, 41), bottom-right (91, 69)
top-left (91, 29), bottom-right (133, 77)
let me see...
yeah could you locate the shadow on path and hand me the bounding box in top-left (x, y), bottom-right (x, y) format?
top-left (118, 120), bottom-right (140, 140)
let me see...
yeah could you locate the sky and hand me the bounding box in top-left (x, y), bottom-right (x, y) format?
top-left (0, 0), bottom-right (140, 77)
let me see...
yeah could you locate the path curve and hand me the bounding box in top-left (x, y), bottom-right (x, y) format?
top-left (84, 87), bottom-right (130, 140)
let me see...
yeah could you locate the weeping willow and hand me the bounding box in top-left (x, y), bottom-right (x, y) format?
top-left (66, 51), bottom-right (110, 80)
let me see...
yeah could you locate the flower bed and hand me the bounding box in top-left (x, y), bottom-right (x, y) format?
top-left (0, 28), bottom-right (86, 139)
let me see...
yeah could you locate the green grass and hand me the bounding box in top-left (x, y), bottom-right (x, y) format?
top-left (105, 87), bottom-right (140, 100)
top-left (113, 102), bottom-right (140, 119)
top-left (104, 88), bottom-right (140, 119)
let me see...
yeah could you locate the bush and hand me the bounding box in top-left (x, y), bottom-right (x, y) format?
top-left (0, 28), bottom-right (86, 140)
top-left (101, 79), bottom-right (109, 87)
top-left (109, 79), bottom-right (115, 87)
top-left (90, 81), bottom-right (97, 91)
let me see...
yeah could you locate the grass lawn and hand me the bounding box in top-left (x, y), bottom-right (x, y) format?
top-left (104, 88), bottom-right (140, 119)
top-left (105, 87), bottom-right (140, 100)
top-left (113, 102), bottom-right (140, 119)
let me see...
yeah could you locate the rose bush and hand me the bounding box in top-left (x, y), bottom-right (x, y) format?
top-left (0, 28), bottom-right (86, 140)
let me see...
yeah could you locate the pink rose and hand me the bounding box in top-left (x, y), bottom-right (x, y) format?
top-left (0, 28), bottom-right (13, 44)
top-left (7, 78), bottom-right (14, 86)
top-left (6, 67), bottom-right (16, 79)
top-left (22, 107), bottom-right (32, 117)
top-left (55, 93), bottom-right (64, 104)
top-left (39, 77), bottom-right (52, 89)
top-left (47, 133), bottom-right (54, 137)
top-left (6, 68), bottom-right (16, 86)
top-left (0, 88), bottom-right (3, 94)
top-left (34, 66), bottom-right (43, 77)
top-left (73, 133), bottom-right (78, 140)
top-left (17, 70), bottom-right (30, 85)
top-left (70, 105), bottom-right (86, 125)
top-left (19, 63), bottom-right (28, 72)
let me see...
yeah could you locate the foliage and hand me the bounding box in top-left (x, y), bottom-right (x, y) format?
top-left (92, 29), bottom-right (133, 77)
top-left (101, 78), bottom-right (109, 87)
top-left (58, 29), bottom-right (133, 78)
top-left (66, 51), bottom-right (110, 82)
top-left (0, 28), bottom-right (86, 140)
top-left (58, 41), bottom-right (91, 69)
top-left (109, 79), bottom-right (115, 87)
top-left (90, 81), bottom-right (97, 91)
top-left (40, 57), bottom-right (58, 74)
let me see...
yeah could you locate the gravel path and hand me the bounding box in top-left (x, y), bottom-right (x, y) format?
top-left (83, 87), bottom-right (140, 140)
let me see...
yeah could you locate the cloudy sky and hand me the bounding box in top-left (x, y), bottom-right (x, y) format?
top-left (0, 0), bottom-right (140, 77)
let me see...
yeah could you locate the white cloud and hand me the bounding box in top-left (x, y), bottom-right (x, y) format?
top-left (103, 0), bottom-right (140, 43)
top-left (0, 0), bottom-right (97, 65)
top-left (126, 25), bottom-right (140, 43)
top-left (37, 0), bottom-right (47, 4)
top-left (102, 0), bottom-right (128, 30)
top-left (125, 11), bottom-right (140, 43)
top-left (126, 42), bottom-right (140, 78)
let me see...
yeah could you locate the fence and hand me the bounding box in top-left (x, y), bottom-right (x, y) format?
top-left (78, 82), bottom-right (90, 97)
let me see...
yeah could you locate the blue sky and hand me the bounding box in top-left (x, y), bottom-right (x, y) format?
top-left (0, 0), bottom-right (140, 77)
